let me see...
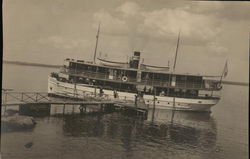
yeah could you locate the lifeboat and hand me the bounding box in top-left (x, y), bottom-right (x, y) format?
top-left (97, 57), bottom-right (128, 67)
top-left (141, 64), bottom-right (170, 71)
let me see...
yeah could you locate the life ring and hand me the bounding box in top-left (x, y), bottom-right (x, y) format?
top-left (217, 83), bottom-right (222, 89)
top-left (122, 76), bottom-right (128, 82)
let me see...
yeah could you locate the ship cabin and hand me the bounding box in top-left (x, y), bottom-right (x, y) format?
top-left (54, 51), bottom-right (221, 99)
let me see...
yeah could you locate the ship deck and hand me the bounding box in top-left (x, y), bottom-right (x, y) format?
top-left (61, 70), bottom-right (221, 91)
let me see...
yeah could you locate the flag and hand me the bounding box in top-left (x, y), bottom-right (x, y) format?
top-left (223, 61), bottom-right (228, 78)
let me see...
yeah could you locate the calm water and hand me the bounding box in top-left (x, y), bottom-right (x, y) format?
top-left (1, 64), bottom-right (249, 159)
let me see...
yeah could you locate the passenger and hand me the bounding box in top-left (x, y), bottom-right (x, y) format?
top-left (148, 88), bottom-right (151, 94)
top-left (114, 90), bottom-right (118, 98)
top-left (100, 88), bottom-right (104, 97)
top-left (118, 73), bottom-right (122, 80)
top-left (143, 86), bottom-right (147, 93)
top-left (141, 92), bottom-right (144, 97)
top-left (134, 94), bottom-right (138, 106)
top-left (159, 91), bottom-right (165, 96)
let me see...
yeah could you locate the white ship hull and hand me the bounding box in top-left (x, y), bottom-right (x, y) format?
top-left (48, 77), bottom-right (219, 112)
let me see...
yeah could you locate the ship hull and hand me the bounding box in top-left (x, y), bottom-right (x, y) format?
top-left (48, 77), bottom-right (219, 112)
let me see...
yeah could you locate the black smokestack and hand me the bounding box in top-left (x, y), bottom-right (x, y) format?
top-left (129, 51), bottom-right (141, 69)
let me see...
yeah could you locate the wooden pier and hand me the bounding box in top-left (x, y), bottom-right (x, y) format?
top-left (1, 91), bottom-right (148, 116)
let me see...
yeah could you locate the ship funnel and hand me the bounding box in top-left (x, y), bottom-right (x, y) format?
top-left (134, 51), bottom-right (140, 57)
top-left (129, 51), bottom-right (141, 69)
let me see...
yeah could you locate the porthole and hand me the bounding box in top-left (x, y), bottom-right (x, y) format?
top-left (157, 101), bottom-right (160, 104)
top-left (198, 101), bottom-right (202, 103)
top-left (168, 102), bottom-right (170, 104)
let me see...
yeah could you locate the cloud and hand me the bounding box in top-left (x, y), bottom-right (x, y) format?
top-left (187, 1), bottom-right (250, 21)
top-left (141, 8), bottom-right (221, 44)
top-left (93, 10), bottom-right (129, 35)
top-left (116, 2), bottom-right (141, 18)
top-left (207, 41), bottom-right (228, 57)
top-left (93, 2), bottom-right (222, 46)
top-left (38, 36), bottom-right (90, 50)
top-left (92, 1), bottom-right (244, 61)
top-left (187, 1), bottom-right (225, 14)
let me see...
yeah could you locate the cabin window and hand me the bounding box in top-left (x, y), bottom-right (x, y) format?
top-left (174, 88), bottom-right (180, 92)
top-left (180, 76), bottom-right (186, 80)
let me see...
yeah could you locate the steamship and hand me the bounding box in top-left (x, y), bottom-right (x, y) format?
top-left (48, 27), bottom-right (225, 112)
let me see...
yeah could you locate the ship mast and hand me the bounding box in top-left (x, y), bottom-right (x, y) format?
top-left (93, 22), bottom-right (100, 64)
top-left (173, 30), bottom-right (181, 72)
top-left (167, 30), bottom-right (181, 96)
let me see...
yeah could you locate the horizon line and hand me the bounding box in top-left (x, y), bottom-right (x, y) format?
top-left (3, 59), bottom-right (249, 85)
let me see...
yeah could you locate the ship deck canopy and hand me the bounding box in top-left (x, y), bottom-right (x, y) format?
top-left (66, 59), bottom-right (221, 79)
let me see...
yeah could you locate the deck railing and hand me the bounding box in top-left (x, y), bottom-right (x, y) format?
top-left (60, 69), bottom-right (220, 91)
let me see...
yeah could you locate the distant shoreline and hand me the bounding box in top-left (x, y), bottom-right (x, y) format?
top-left (3, 60), bottom-right (61, 68)
top-left (3, 60), bottom-right (249, 86)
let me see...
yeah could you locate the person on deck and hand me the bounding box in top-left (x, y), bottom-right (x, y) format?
top-left (114, 90), bottom-right (118, 98)
top-left (159, 90), bottom-right (165, 96)
top-left (143, 86), bottom-right (147, 94)
top-left (100, 88), bottom-right (104, 97)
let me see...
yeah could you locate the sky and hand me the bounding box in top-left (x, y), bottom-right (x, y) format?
top-left (3, 0), bottom-right (250, 82)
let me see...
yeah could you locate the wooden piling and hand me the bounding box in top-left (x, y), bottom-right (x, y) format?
top-left (72, 105), bottom-right (75, 114)
top-left (173, 97), bottom-right (176, 110)
top-left (3, 93), bottom-right (7, 116)
top-left (63, 104), bottom-right (66, 115)
top-left (100, 104), bottom-right (103, 112)
top-left (151, 88), bottom-right (156, 122)
top-left (4, 105), bottom-right (7, 116)
top-left (94, 87), bottom-right (97, 97)
top-left (170, 109), bottom-right (175, 124)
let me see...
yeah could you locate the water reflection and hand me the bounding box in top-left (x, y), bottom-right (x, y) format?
top-left (1, 104), bottom-right (218, 159)
top-left (62, 109), bottom-right (217, 154)
top-left (1, 124), bottom-right (36, 133)
top-left (147, 109), bottom-right (217, 149)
